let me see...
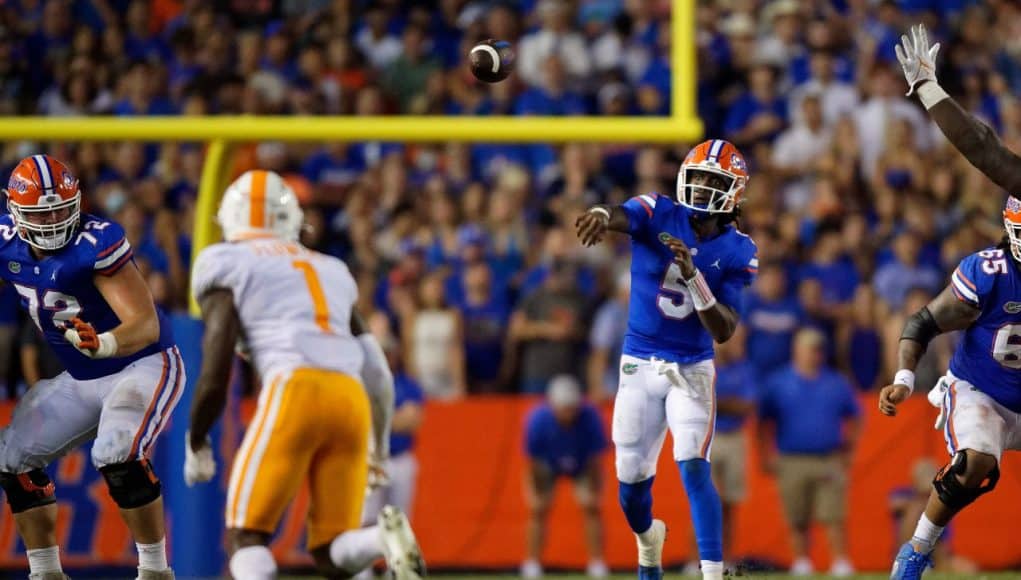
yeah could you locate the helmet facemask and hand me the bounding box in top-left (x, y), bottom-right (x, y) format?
top-left (1006, 216), bottom-right (1021, 262)
top-left (8, 194), bottom-right (81, 251)
top-left (676, 165), bottom-right (743, 214)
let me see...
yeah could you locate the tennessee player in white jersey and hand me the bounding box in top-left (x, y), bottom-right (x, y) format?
top-left (185, 170), bottom-right (425, 580)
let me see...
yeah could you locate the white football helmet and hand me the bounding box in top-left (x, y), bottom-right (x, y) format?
top-left (217, 170), bottom-right (303, 242)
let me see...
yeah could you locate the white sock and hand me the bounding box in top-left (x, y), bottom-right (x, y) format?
top-left (137, 538), bottom-right (168, 571)
top-left (229, 545), bottom-right (277, 580)
top-left (26, 546), bottom-right (62, 574)
top-left (700, 560), bottom-right (723, 580)
top-left (330, 526), bottom-right (384, 573)
top-left (911, 513), bottom-right (944, 554)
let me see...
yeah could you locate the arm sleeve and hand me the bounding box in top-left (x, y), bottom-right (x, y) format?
top-left (619, 193), bottom-right (660, 236)
top-left (92, 222), bottom-right (134, 276)
top-left (929, 98), bottom-right (1021, 193)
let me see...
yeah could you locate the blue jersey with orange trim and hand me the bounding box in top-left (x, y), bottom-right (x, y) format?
top-left (0, 213), bottom-right (174, 380)
top-left (620, 194), bottom-right (758, 364)
top-left (948, 247), bottom-right (1021, 412)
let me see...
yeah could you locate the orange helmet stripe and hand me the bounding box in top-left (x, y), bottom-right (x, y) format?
top-left (249, 170), bottom-right (268, 228)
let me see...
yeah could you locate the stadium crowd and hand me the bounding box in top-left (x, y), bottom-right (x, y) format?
top-left (0, 0), bottom-right (1020, 572)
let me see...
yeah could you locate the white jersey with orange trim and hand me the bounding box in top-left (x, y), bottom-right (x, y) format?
top-left (191, 238), bottom-right (364, 382)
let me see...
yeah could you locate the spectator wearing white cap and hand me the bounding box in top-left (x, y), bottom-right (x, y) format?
top-left (522, 375), bottom-right (609, 578)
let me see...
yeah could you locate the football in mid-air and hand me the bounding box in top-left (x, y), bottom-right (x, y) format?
top-left (469, 39), bottom-right (515, 83)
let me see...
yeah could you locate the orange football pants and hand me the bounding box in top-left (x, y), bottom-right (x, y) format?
top-left (225, 368), bottom-right (370, 549)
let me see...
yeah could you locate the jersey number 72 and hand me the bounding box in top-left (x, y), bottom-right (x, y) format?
top-left (656, 262), bottom-right (694, 320)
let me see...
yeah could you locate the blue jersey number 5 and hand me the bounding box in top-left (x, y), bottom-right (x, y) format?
top-left (656, 263), bottom-right (694, 320)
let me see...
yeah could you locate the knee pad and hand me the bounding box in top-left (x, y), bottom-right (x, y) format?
top-left (230, 545), bottom-right (277, 580)
top-left (99, 459), bottom-right (161, 509)
top-left (933, 451), bottom-right (999, 511)
top-left (0, 469), bottom-right (56, 513)
top-left (616, 446), bottom-right (655, 484)
top-left (618, 477), bottom-right (654, 534)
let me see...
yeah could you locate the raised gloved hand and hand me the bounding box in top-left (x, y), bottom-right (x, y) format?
top-left (895, 23), bottom-right (941, 97)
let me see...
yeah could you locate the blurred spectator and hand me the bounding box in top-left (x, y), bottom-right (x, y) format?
top-left (516, 0), bottom-right (592, 89)
top-left (758, 328), bottom-right (861, 577)
top-left (355, 5), bottom-right (402, 69)
top-left (508, 259), bottom-right (589, 395)
top-left (798, 225), bottom-right (860, 335)
top-left (771, 91), bottom-right (833, 211)
top-left (788, 49), bottom-right (859, 128)
top-left (402, 273), bottom-right (467, 401)
top-left (522, 375), bottom-right (608, 579)
top-left (724, 63), bottom-right (788, 148)
top-left (458, 262), bottom-right (511, 394)
top-left (839, 286), bottom-right (884, 392)
top-left (873, 231), bottom-right (944, 314)
top-left (854, 66), bottom-right (932, 175)
top-left (745, 261), bottom-right (804, 378)
top-left (362, 334), bottom-right (424, 531)
top-left (586, 272), bottom-right (629, 402)
top-left (382, 24), bottom-right (441, 113)
top-left (514, 56), bottom-right (588, 116)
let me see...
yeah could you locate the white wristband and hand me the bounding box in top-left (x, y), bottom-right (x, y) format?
top-left (684, 269), bottom-right (717, 311)
top-left (917, 82), bottom-right (949, 110)
top-left (588, 207), bottom-right (610, 220)
top-left (893, 369), bottom-right (916, 395)
top-left (94, 332), bottom-right (118, 359)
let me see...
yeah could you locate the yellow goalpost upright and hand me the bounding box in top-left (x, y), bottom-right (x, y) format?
top-left (0, 0), bottom-right (701, 315)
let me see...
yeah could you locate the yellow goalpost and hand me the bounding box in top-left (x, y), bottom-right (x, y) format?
top-left (0, 0), bottom-right (700, 315)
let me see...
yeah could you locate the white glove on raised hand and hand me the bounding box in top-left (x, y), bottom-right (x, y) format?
top-left (184, 433), bottom-right (216, 486)
top-left (895, 23), bottom-right (940, 97)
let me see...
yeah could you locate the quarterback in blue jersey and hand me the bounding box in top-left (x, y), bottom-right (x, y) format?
top-left (880, 196), bottom-right (1021, 579)
top-left (575, 139), bottom-right (758, 580)
top-left (0, 155), bottom-right (180, 579)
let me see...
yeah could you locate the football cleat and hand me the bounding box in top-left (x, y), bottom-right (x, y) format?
top-left (890, 542), bottom-right (933, 580)
top-left (635, 519), bottom-right (666, 580)
top-left (379, 505), bottom-right (426, 580)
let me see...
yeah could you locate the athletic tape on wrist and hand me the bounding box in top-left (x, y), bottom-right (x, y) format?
top-left (917, 82), bottom-right (949, 110)
top-left (684, 269), bottom-right (717, 311)
top-left (894, 369), bottom-right (916, 395)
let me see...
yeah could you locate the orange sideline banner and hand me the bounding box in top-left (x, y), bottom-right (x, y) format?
top-left (403, 394), bottom-right (1021, 572)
